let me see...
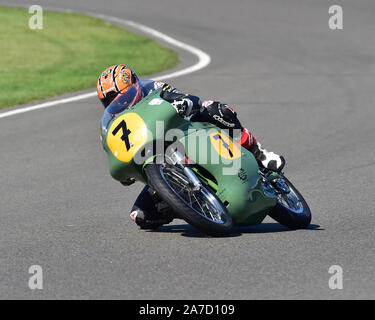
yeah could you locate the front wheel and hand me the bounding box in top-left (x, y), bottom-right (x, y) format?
top-left (268, 177), bottom-right (311, 229)
top-left (144, 162), bottom-right (233, 237)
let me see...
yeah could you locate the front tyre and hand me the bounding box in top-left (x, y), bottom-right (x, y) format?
top-left (268, 177), bottom-right (311, 229)
top-left (144, 162), bottom-right (233, 237)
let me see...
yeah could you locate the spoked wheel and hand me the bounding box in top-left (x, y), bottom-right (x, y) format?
top-left (268, 177), bottom-right (311, 229)
top-left (144, 162), bottom-right (233, 236)
top-left (162, 166), bottom-right (228, 223)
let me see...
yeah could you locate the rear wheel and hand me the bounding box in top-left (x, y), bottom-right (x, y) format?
top-left (268, 177), bottom-right (311, 229)
top-left (144, 162), bottom-right (233, 236)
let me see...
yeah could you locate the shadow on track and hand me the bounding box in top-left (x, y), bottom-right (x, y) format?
top-left (147, 222), bottom-right (323, 238)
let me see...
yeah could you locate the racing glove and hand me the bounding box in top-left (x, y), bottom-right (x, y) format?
top-left (171, 98), bottom-right (194, 116)
top-left (161, 83), bottom-right (201, 117)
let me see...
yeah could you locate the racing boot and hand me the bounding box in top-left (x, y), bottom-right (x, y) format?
top-left (238, 128), bottom-right (285, 172)
top-left (130, 207), bottom-right (173, 230)
top-left (130, 186), bottom-right (174, 229)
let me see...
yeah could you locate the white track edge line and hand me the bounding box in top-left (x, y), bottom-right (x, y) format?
top-left (0, 13), bottom-right (211, 119)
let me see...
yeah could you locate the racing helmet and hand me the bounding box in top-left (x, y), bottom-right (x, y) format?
top-left (96, 65), bottom-right (142, 108)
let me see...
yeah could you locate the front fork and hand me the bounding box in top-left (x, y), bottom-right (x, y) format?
top-left (169, 150), bottom-right (202, 191)
top-left (260, 168), bottom-right (290, 195)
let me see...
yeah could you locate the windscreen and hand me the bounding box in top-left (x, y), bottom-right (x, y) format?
top-left (101, 85), bottom-right (141, 136)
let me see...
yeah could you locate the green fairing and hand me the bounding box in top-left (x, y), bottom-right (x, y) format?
top-left (103, 89), bottom-right (186, 183)
top-left (103, 89), bottom-right (277, 226)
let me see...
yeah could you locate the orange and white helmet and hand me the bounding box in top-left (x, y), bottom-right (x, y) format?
top-left (97, 65), bottom-right (142, 108)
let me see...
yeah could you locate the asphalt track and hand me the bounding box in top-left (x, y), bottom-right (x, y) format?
top-left (1, 0), bottom-right (374, 299)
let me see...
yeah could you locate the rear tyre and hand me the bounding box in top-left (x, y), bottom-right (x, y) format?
top-left (144, 162), bottom-right (233, 237)
top-left (268, 177), bottom-right (311, 229)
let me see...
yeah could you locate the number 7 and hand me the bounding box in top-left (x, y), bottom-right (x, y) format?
top-left (112, 120), bottom-right (132, 151)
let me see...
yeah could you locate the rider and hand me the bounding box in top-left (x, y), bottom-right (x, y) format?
top-left (97, 64), bottom-right (285, 229)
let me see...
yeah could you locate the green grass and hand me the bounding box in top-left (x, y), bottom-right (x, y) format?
top-left (0, 6), bottom-right (179, 109)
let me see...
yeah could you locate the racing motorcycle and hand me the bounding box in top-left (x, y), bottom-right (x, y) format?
top-left (100, 88), bottom-right (311, 236)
